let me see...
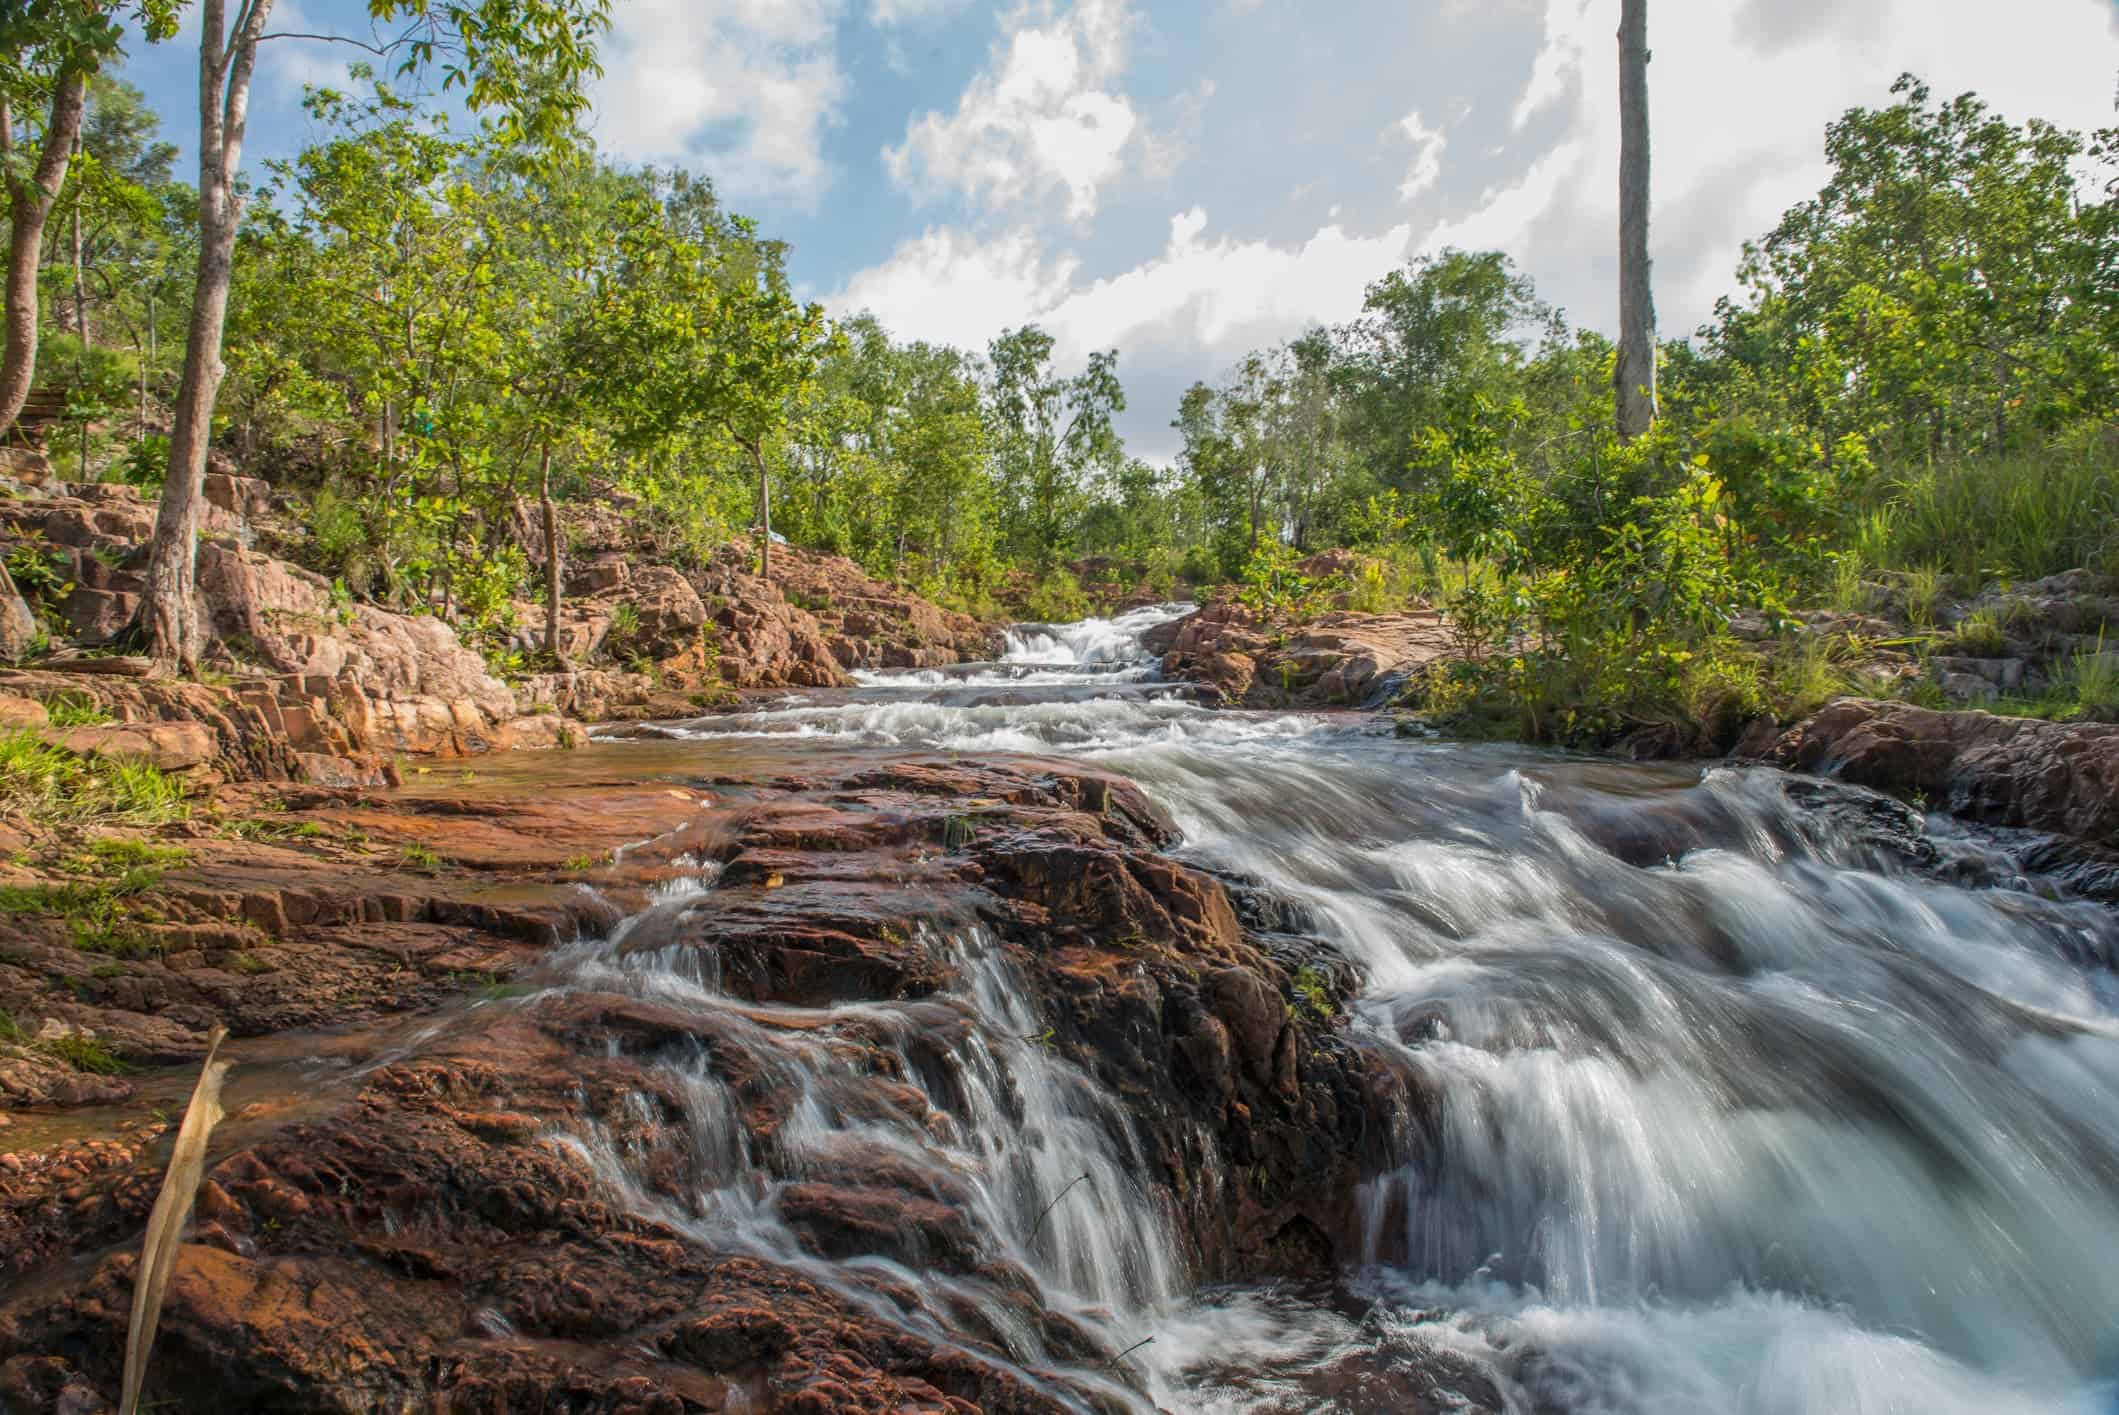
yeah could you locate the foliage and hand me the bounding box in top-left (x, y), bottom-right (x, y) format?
top-left (0, 731), bottom-right (190, 828)
top-left (1020, 568), bottom-right (1090, 624)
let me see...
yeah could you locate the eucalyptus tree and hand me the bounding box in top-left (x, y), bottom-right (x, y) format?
top-left (141, 0), bottom-right (611, 672)
top-left (986, 326), bottom-right (1124, 568)
top-left (0, 1), bottom-right (178, 439)
top-left (1615, 0), bottom-right (1657, 441)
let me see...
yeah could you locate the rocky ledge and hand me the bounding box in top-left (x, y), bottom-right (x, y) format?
top-left (1742, 697), bottom-right (2119, 899)
top-left (1147, 594), bottom-right (1454, 709)
top-left (0, 746), bottom-right (1376, 1413)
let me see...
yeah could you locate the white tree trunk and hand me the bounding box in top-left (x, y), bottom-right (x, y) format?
top-left (142, 0), bottom-right (275, 671)
top-left (1616, 0), bottom-right (1658, 442)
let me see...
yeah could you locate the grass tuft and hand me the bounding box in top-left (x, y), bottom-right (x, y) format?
top-left (0, 731), bottom-right (190, 828)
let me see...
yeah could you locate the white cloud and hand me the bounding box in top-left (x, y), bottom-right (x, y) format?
top-left (834, 208), bottom-right (1411, 454)
top-left (870, 0), bottom-right (974, 23)
top-left (833, 227), bottom-right (1083, 351)
top-left (1396, 109), bottom-right (1448, 200)
top-left (1510, 0), bottom-right (1593, 129)
top-left (885, 0), bottom-right (1140, 221)
top-left (592, 0), bottom-right (846, 205)
top-left (1441, 0), bottom-right (2119, 336)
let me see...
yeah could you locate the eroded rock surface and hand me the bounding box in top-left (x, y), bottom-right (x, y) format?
top-left (1152, 595), bottom-right (1454, 709)
top-left (1747, 697), bottom-right (2119, 843)
top-left (0, 747), bottom-right (1373, 1413)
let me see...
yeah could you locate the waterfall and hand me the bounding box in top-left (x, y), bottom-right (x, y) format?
top-left (564, 608), bottom-right (2119, 1414)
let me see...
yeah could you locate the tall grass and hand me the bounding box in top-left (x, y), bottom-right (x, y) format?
top-left (1861, 447), bottom-right (2119, 584)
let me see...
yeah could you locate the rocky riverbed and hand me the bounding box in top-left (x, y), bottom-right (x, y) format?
top-left (4, 604), bottom-right (2118, 1412)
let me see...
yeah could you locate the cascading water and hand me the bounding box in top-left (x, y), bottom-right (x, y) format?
top-left (571, 603), bottom-right (2119, 1413)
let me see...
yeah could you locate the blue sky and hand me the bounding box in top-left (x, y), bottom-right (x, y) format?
top-left (117, 0), bottom-right (2119, 459)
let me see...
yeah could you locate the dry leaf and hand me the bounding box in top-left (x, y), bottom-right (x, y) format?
top-left (120, 1025), bottom-right (233, 1415)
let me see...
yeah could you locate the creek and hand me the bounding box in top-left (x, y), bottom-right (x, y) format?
top-left (541, 602), bottom-right (2119, 1413)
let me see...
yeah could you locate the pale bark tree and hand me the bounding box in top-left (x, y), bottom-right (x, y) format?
top-left (0, 69), bottom-right (92, 440)
top-left (1615, 0), bottom-right (1658, 442)
top-left (140, 0), bottom-right (273, 671)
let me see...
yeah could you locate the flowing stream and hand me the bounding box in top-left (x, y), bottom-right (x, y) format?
top-left (557, 602), bottom-right (2119, 1414)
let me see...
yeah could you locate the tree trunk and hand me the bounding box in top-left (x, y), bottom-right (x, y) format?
top-left (1615, 0), bottom-right (1658, 442)
top-left (750, 440), bottom-right (771, 581)
top-left (142, 0), bottom-right (274, 672)
top-left (539, 443), bottom-right (563, 664)
top-left (71, 129), bottom-right (88, 348)
top-left (0, 73), bottom-right (92, 441)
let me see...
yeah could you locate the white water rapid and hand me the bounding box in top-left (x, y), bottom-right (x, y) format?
top-left (566, 602), bottom-right (2119, 1414)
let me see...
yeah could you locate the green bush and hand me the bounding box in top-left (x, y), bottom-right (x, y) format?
top-left (1021, 567), bottom-right (1090, 622)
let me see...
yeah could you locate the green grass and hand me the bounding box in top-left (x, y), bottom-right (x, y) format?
top-left (1769, 635), bottom-right (1860, 720)
top-left (226, 818), bottom-right (326, 843)
top-left (36, 1032), bottom-right (126, 1074)
top-left (1948, 609), bottom-right (2009, 658)
top-left (82, 838), bottom-right (191, 872)
top-left (0, 840), bottom-right (188, 958)
top-left (41, 692), bottom-right (111, 729)
top-left (1901, 564), bottom-right (1946, 630)
top-left (0, 731), bottom-right (190, 828)
top-left (1828, 552), bottom-right (1877, 615)
top-left (1979, 635), bottom-right (2119, 722)
top-left (401, 842), bottom-right (445, 870)
top-left (1861, 448), bottom-right (2119, 584)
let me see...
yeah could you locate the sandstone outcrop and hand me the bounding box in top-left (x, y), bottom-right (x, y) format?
top-left (1745, 697), bottom-right (2119, 844)
top-left (1152, 593), bottom-right (1455, 709)
top-left (0, 747), bottom-right (1371, 1412)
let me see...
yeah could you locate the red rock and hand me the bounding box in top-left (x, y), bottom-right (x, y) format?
top-left (1749, 697), bottom-right (2119, 842)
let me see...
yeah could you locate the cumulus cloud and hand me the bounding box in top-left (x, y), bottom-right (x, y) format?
top-left (1439, 0), bottom-right (2119, 336)
top-left (884, 0), bottom-right (1140, 221)
top-left (1396, 109), bottom-right (1448, 200)
top-left (592, 0), bottom-right (847, 205)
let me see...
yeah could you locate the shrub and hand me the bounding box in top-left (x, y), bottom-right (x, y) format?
top-left (1949, 610), bottom-right (2009, 658)
top-left (1021, 568), bottom-right (1090, 623)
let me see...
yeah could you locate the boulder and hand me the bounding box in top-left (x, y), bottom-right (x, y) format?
top-left (623, 565), bottom-right (708, 658)
top-left (1745, 697), bottom-right (2119, 844)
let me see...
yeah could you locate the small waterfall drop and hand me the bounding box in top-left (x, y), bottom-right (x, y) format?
top-left (565, 605), bottom-right (2119, 1414)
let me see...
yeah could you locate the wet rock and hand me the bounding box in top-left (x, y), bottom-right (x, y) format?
top-left (1748, 697), bottom-right (2119, 843)
top-left (0, 743), bottom-right (1374, 1414)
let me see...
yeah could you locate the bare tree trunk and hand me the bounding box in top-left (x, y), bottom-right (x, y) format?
top-left (750, 440), bottom-right (771, 581)
top-left (0, 73), bottom-right (91, 441)
top-left (142, 0), bottom-right (274, 672)
top-left (538, 442), bottom-right (563, 663)
top-left (1615, 0), bottom-right (1658, 442)
top-left (71, 128), bottom-right (88, 348)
